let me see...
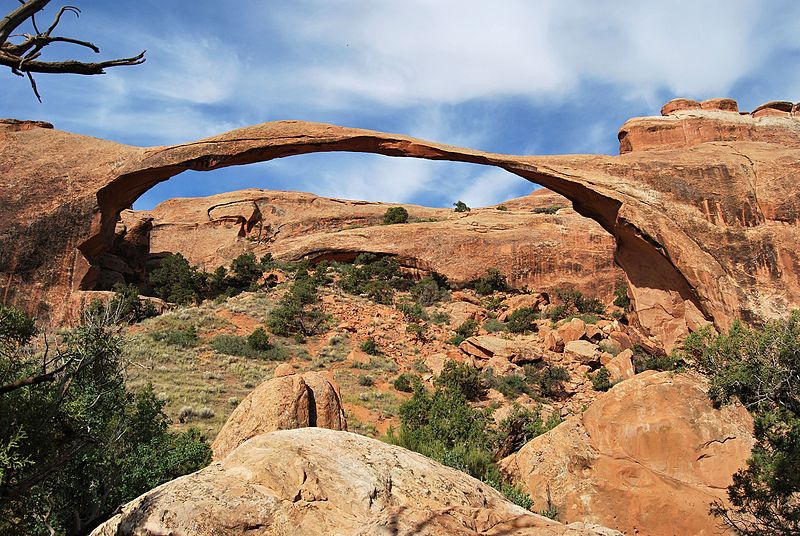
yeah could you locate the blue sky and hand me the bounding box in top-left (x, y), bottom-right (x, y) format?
top-left (2, 0), bottom-right (799, 210)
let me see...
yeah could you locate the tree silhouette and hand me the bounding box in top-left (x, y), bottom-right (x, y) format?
top-left (0, 0), bottom-right (145, 101)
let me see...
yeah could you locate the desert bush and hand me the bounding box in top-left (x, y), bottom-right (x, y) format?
top-left (434, 360), bottom-right (485, 401)
top-left (453, 200), bottom-right (470, 212)
top-left (267, 273), bottom-right (327, 337)
top-left (613, 283), bottom-right (631, 311)
top-left (149, 253), bottom-right (203, 305)
top-left (525, 364), bottom-right (570, 398)
top-left (506, 307), bottom-right (539, 333)
top-left (383, 206), bottom-right (409, 224)
top-left (360, 337), bottom-right (380, 355)
top-left (410, 276), bottom-right (449, 306)
top-left (591, 366), bottom-right (612, 391)
top-left (393, 373), bottom-right (418, 392)
top-left (455, 318), bottom-right (479, 339)
top-left (358, 375), bottom-right (375, 387)
top-left (210, 334), bottom-right (289, 361)
top-left (150, 325), bottom-right (199, 348)
top-left (430, 310), bottom-right (450, 324)
top-left (483, 318), bottom-right (507, 333)
top-left (398, 300), bottom-right (428, 321)
top-left (247, 327), bottom-right (272, 351)
top-left (406, 323), bottom-right (428, 341)
top-left (684, 313), bottom-right (800, 535)
top-left (473, 268), bottom-right (509, 295)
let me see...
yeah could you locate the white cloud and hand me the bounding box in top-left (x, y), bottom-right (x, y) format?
top-left (455, 168), bottom-right (533, 208)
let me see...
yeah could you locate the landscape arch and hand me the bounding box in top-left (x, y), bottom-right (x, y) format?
top-left (2, 100), bottom-right (800, 349)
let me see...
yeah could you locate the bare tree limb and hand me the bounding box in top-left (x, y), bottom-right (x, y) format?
top-left (1, 1), bottom-right (146, 101)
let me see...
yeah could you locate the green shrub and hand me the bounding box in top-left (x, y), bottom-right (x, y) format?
top-left (150, 326), bottom-right (199, 348)
top-left (491, 373), bottom-right (532, 399)
top-left (434, 360), bottom-right (485, 401)
top-left (482, 296), bottom-right (504, 311)
top-left (453, 200), bottom-right (471, 212)
top-left (455, 318), bottom-right (479, 339)
top-left (0, 306), bottom-right (210, 535)
top-left (393, 373), bottom-right (418, 392)
top-left (267, 275), bottom-right (327, 337)
top-left (360, 337), bottom-right (380, 355)
top-left (247, 327), bottom-right (271, 351)
top-left (430, 310), bottom-right (450, 324)
top-left (149, 253), bottom-right (203, 305)
top-left (210, 334), bottom-right (288, 361)
top-left (483, 318), bottom-right (507, 333)
top-left (358, 375), bottom-right (375, 387)
top-left (106, 283), bottom-right (158, 323)
top-left (410, 276), bottom-right (449, 306)
top-left (398, 300), bottom-right (428, 321)
top-left (501, 485), bottom-right (533, 510)
top-left (383, 206), bottom-right (409, 224)
top-left (473, 268), bottom-right (509, 295)
top-left (631, 345), bottom-right (680, 373)
top-left (336, 254), bottom-right (411, 304)
top-left (554, 288), bottom-right (605, 315)
top-left (496, 205), bottom-right (509, 211)
top-left (613, 283), bottom-right (631, 311)
top-left (494, 405), bottom-right (561, 458)
top-left (532, 205), bottom-right (564, 215)
top-left (525, 364), bottom-right (570, 398)
top-left (228, 252), bottom-right (264, 291)
top-left (591, 366), bottom-right (612, 391)
top-left (506, 307), bottom-right (539, 333)
top-left (406, 323), bottom-right (427, 341)
top-left (684, 313), bottom-right (800, 535)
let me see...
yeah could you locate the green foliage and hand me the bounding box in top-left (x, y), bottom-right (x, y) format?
top-left (525, 364), bottom-right (570, 398)
top-left (555, 288), bottom-right (605, 315)
top-left (210, 334), bottom-right (288, 361)
top-left (434, 360), bottom-right (485, 401)
top-left (473, 268), bottom-right (509, 295)
top-left (0, 306), bottom-right (210, 535)
top-left (532, 205), bottom-right (564, 215)
top-left (591, 366), bottom-right (612, 391)
top-left (247, 327), bottom-right (271, 351)
top-left (149, 253), bottom-right (203, 305)
top-left (453, 200), bottom-right (471, 212)
top-left (430, 310), bottom-right (451, 325)
top-left (358, 375), bottom-right (375, 387)
top-left (501, 484), bottom-right (533, 510)
top-left (455, 318), bottom-right (479, 339)
top-left (398, 300), bottom-right (428, 322)
top-left (631, 345), bottom-right (680, 373)
top-left (483, 318), bottom-right (507, 333)
top-left (359, 337), bottom-right (380, 356)
top-left (496, 205), bottom-right (509, 211)
top-left (336, 253), bottom-right (410, 305)
top-left (481, 296), bottom-right (504, 311)
top-left (506, 307), bottom-right (539, 333)
top-left (150, 325), bottom-right (199, 348)
top-left (101, 283), bottom-right (158, 323)
top-left (393, 373), bottom-right (419, 393)
top-left (387, 365), bottom-right (555, 506)
top-left (410, 276), bottom-right (449, 306)
top-left (685, 313), bottom-right (800, 535)
top-left (227, 252), bottom-right (264, 291)
top-left (267, 272), bottom-right (327, 337)
top-left (383, 206), bottom-right (409, 224)
top-left (494, 404), bottom-right (561, 458)
top-left (613, 283), bottom-right (631, 311)
top-left (406, 323), bottom-right (428, 341)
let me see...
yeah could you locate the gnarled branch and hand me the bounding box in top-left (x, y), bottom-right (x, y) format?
top-left (0, 0), bottom-right (146, 101)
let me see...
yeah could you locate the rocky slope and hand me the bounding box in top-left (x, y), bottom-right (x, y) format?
top-left (500, 371), bottom-right (755, 536)
top-left (91, 428), bottom-right (621, 536)
top-left (3, 98), bottom-right (800, 349)
top-left (121, 187), bottom-right (621, 299)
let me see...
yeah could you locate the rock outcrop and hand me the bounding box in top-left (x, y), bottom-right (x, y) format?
top-left (3, 98), bottom-right (800, 349)
top-left (499, 371), bottom-right (755, 536)
top-left (125, 187), bottom-right (622, 298)
top-left (211, 371), bottom-right (346, 460)
top-left (92, 428), bottom-right (621, 536)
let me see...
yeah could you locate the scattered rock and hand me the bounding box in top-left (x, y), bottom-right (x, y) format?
top-left (605, 349), bottom-right (635, 382)
top-left (563, 340), bottom-right (598, 365)
top-left (557, 318), bottom-right (586, 344)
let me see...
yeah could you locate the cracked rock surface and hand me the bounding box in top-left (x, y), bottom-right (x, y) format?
top-left (91, 428), bottom-right (621, 536)
top-left (499, 370), bottom-right (755, 536)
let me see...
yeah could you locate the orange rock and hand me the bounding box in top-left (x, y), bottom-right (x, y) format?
top-left (500, 371), bottom-right (755, 536)
top-left (211, 371), bottom-right (346, 460)
top-left (557, 318), bottom-right (586, 343)
top-left (605, 349), bottom-right (635, 382)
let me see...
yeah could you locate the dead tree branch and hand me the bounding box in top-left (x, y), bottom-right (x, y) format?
top-left (0, 0), bottom-right (145, 101)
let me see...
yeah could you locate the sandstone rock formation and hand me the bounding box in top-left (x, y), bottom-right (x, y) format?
top-left (92, 428), bottom-right (621, 536)
top-left (2, 98), bottom-right (800, 349)
top-left (499, 371), bottom-right (755, 536)
top-left (124, 187), bottom-right (621, 297)
top-left (211, 371), bottom-right (346, 460)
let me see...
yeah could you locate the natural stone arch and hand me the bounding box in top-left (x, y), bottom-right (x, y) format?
top-left (2, 98), bottom-right (799, 349)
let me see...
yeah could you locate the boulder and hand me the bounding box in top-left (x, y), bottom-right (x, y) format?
top-left (440, 300), bottom-right (484, 329)
top-left (460, 335), bottom-right (539, 363)
top-left (544, 329), bottom-right (564, 353)
top-left (211, 371), bottom-right (346, 460)
top-left (605, 349), bottom-right (635, 382)
top-left (500, 371), bottom-right (755, 536)
top-left (93, 428), bottom-right (622, 536)
top-left (557, 318), bottom-right (586, 343)
top-left (563, 340), bottom-right (598, 365)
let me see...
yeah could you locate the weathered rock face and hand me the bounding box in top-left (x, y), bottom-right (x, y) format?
top-left (92, 428), bottom-right (621, 536)
top-left (211, 371), bottom-right (346, 460)
top-left (2, 98), bottom-right (800, 349)
top-left (126, 187), bottom-right (621, 298)
top-left (499, 371), bottom-right (755, 536)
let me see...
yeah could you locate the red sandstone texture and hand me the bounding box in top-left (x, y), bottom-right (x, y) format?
top-left (124, 187), bottom-right (621, 299)
top-left (2, 98), bottom-right (800, 349)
